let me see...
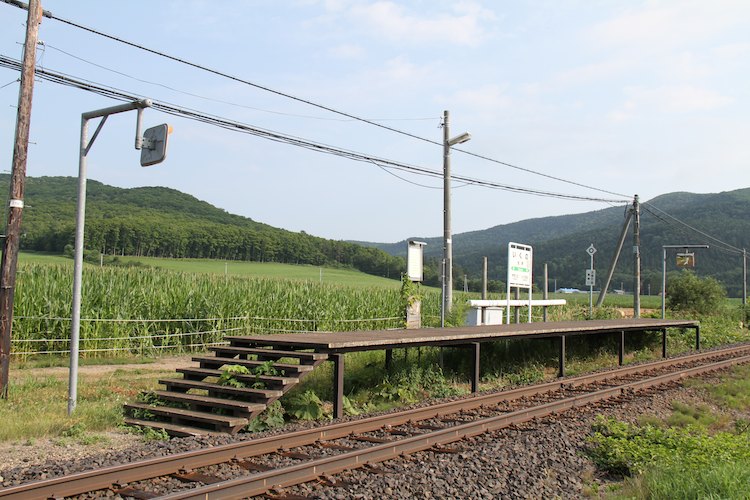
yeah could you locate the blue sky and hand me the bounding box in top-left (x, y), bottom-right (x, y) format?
top-left (1, 1), bottom-right (748, 243)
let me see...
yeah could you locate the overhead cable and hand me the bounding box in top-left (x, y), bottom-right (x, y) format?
top-left (0, 54), bottom-right (624, 204)
top-left (1, 0), bottom-right (631, 200)
top-left (643, 202), bottom-right (743, 254)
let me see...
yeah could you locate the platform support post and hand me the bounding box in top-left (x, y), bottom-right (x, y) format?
top-left (558, 335), bottom-right (566, 378)
top-left (471, 342), bottom-right (480, 393)
top-left (662, 329), bottom-right (667, 358)
top-left (385, 349), bottom-right (393, 371)
top-left (332, 354), bottom-right (344, 419)
top-left (695, 326), bottom-right (700, 351)
top-left (618, 330), bottom-right (625, 366)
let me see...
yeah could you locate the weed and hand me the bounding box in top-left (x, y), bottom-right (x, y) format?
top-left (245, 401), bottom-right (285, 432)
top-left (122, 424), bottom-right (169, 441)
top-left (61, 422), bottom-right (87, 438)
top-left (218, 364), bottom-right (251, 388)
top-left (287, 390), bottom-right (329, 421)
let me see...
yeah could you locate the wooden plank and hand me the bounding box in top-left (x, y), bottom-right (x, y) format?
top-left (208, 345), bottom-right (327, 362)
top-left (123, 417), bottom-right (219, 437)
top-left (191, 356), bottom-right (315, 374)
top-left (124, 403), bottom-right (248, 428)
top-left (228, 319), bottom-right (699, 351)
top-left (159, 378), bottom-right (282, 399)
top-left (152, 390), bottom-right (265, 413)
top-left (176, 367), bottom-right (298, 387)
top-left (220, 342), bottom-right (328, 360)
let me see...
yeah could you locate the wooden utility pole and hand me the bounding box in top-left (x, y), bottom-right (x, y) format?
top-left (632, 195), bottom-right (641, 318)
top-left (0, 0), bottom-right (42, 398)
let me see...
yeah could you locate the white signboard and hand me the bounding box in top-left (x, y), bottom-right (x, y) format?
top-left (407, 240), bottom-right (426, 282)
top-left (507, 242), bottom-right (533, 288)
top-left (507, 242), bottom-right (533, 323)
top-left (585, 269), bottom-right (596, 286)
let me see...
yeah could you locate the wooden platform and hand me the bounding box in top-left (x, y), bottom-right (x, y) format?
top-left (125, 318), bottom-right (699, 434)
top-left (228, 318), bottom-right (700, 419)
top-left (225, 318), bottom-right (699, 352)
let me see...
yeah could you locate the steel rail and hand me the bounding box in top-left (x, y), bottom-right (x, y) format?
top-left (160, 353), bottom-right (750, 499)
top-left (1, 344), bottom-right (749, 499)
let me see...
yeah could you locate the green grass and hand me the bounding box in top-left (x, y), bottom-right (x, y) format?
top-left (115, 255), bottom-right (402, 289)
top-left (588, 364), bottom-right (750, 499)
top-left (0, 364), bottom-right (173, 441)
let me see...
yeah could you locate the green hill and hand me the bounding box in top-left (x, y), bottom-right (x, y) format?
top-left (363, 189), bottom-right (750, 297)
top-left (1, 175), bottom-right (405, 280)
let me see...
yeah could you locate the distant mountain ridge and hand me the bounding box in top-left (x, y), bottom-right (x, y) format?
top-left (8, 174), bottom-right (748, 296)
top-left (358, 188), bottom-right (750, 297)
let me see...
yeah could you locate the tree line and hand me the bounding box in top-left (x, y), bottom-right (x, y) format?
top-left (4, 175), bottom-right (405, 279)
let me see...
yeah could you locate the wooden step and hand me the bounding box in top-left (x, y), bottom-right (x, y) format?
top-left (159, 378), bottom-right (283, 402)
top-left (219, 343), bottom-right (329, 362)
top-left (151, 390), bottom-right (265, 416)
top-left (208, 346), bottom-right (327, 364)
top-left (124, 403), bottom-right (248, 433)
top-left (176, 367), bottom-right (298, 388)
top-left (123, 417), bottom-right (221, 438)
top-left (192, 356), bottom-right (315, 375)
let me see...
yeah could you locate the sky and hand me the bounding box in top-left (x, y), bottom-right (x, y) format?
top-left (0, 1), bottom-right (748, 243)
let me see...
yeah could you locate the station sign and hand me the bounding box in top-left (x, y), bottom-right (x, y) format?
top-left (676, 252), bottom-right (695, 268)
top-left (508, 242), bottom-right (533, 288)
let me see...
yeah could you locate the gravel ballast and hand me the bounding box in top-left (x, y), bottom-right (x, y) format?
top-left (0, 376), bottom-right (736, 498)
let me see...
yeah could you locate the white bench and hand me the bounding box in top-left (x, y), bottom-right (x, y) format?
top-left (466, 299), bottom-right (567, 325)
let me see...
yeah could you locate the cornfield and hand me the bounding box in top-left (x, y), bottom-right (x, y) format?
top-left (11, 263), bottom-right (442, 358)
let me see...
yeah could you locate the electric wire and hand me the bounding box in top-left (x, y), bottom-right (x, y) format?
top-left (41, 42), bottom-right (437, 123)
top-left (1, 0), bottom-right (631, 201)
top-left (0, 54), bottom-right (624, 204)
top-left (642, 202), bottom-right (743, 254)
top-left (0, 78), bottom-right (17, 89)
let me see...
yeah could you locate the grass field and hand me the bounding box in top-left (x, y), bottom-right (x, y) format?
top-left (19, 252), bottom-right (402, 289)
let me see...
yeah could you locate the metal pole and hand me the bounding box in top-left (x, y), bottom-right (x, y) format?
top-left (69, 99), bottom-right (151, 415)
top-left (661, 246), bottom-right (667, 319)
top-left (69, 115), bottom-right (88, 415)
top-left (633, 195), bottom-right (641, 318)
top-left (0, 0), bottom-right (41, 399)
top-left (743, 249), bottom-right (747, 307)
top-left (440, 258), bottom-right (446, 328)
top-left (589, 252), bottom-right (594, 318)
top-left (481, 256), bottom-right (487, 325)
top-left (543, 263), bottom-right (548, 322)
top-left (443, 110), bottom-right (452, 317)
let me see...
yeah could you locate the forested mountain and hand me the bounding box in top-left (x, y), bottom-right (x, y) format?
top-left (0, 175), bottom-right (404, 279)
top-left (363, 189), bottom-right (750, 297)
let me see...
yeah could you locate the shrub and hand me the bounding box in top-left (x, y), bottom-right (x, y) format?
top-left (666, 270), bottom-right (726, 315)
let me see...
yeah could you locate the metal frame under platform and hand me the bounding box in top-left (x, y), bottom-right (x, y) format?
top-left (226, 318), bottom-right (699, 418)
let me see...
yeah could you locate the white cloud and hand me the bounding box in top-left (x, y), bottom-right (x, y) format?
top-left (587, 1), bottom-right (750, 51)
top-left (328, 43), bottom-right (366, 59)
top-left (610, 85), bottom-right (732, 122)
top-left (343, 1), bottom-right (496, 47)
top-left (452, 83), bottom-right (512, 111)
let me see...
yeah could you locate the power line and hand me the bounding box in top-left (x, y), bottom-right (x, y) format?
top-left (41, 42), bottom-right (438, 124)
top-left (642, 202), bottom-right (743, 255)
top-left (641, 203), bottom-right (743, 255)
top-left (1, 0), bottom-right (631, 201)
top-left (0, 54), bottom-right (625, 205)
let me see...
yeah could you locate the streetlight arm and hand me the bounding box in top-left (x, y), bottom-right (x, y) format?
top-left (81, 98), bottom-right (151, 120)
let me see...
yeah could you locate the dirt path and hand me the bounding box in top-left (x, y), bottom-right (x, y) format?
top-left (17, 355), bottom-right (194, 378)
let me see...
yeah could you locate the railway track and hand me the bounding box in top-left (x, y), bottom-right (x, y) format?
top-left (3, 343), bottom-right (750, 499)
